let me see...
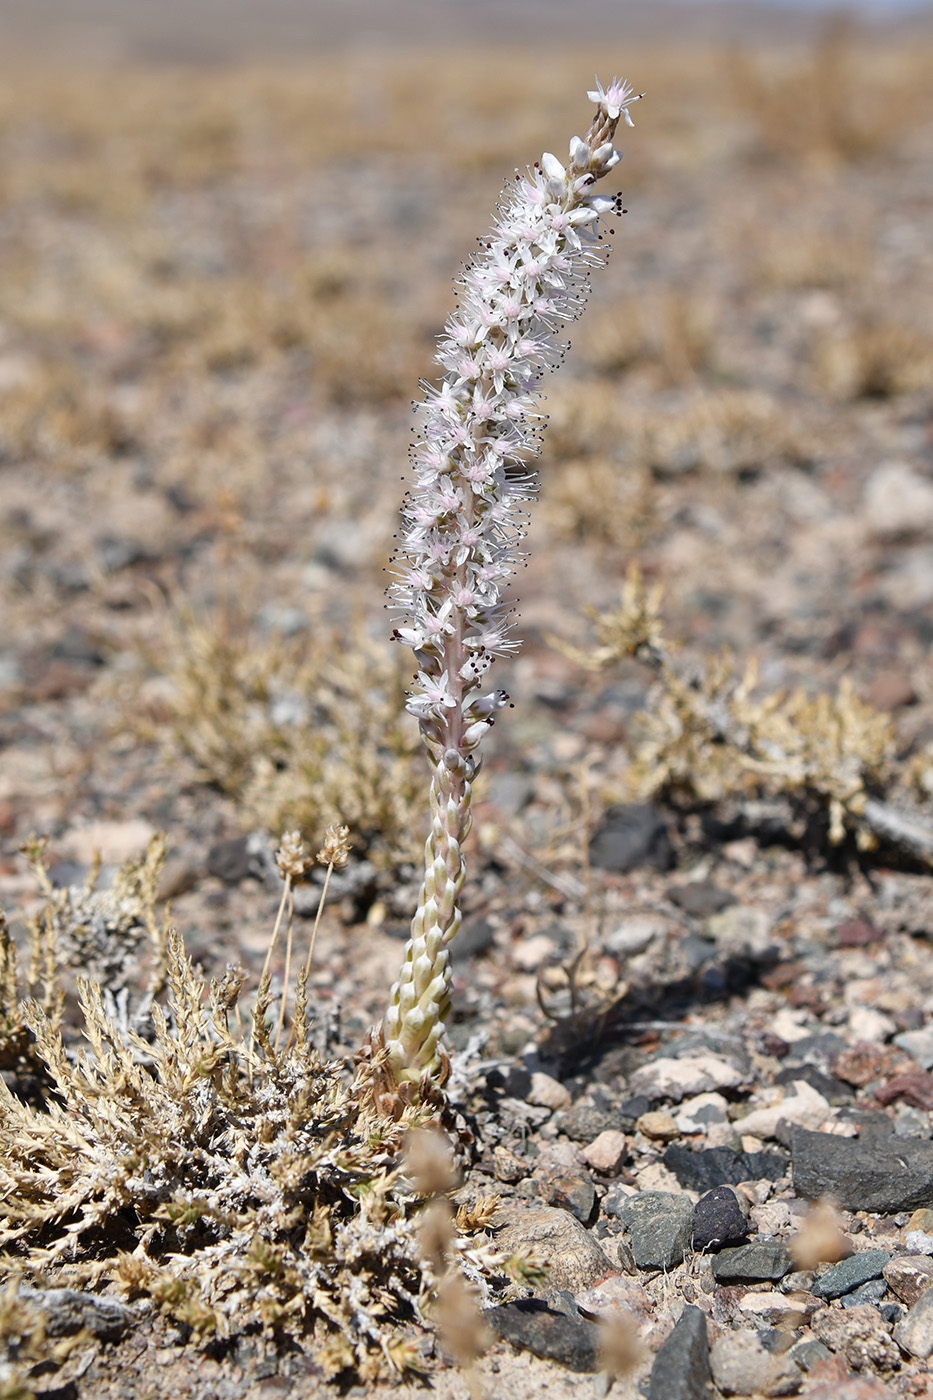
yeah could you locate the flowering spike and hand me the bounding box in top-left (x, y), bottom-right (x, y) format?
top-left (383, 83), bottom-right (635, 1085)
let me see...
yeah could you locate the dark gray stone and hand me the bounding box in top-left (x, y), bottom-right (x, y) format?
top-left (692, 1185), bottom-right (748, 1252)
top-left (455, 916), bottom-right (496, 959)
top-left (487, 1299), bottom-right (600, 1372)
top-left (96, 533), bottom-right (157, 573)
top-left (792, 1126), bottom-right (933, 1212)
top-left (612, 1192), bottom-right (694, 1271)
top-left (664, 1143), bottom-right (789, 1193)
top-left (773, 1063), bottom-right (854, 1105)
top-left (786, 1336), bottom-right (832, 1372)
top-left (782, 1033), bottom-right (847, 1069)
top-left (894, 1286), bottom-right (933, 1360)
top-left (840, 1278), bottom-right (889, 1308)
top-left (647, 1305), bottom-right (713, 1400)
top-left (668, 881), bottom-right (735, 918)
top-left (588, 803), bottom-right (673, 873)
top-left (711, 1238), bottom-right (793, 1283)
top-left (556, 1098), bottom-right (619, 1142)
top-left (207, 835), bottom-right (255, 884)
top-left (18, 1287), bottom-right (133, 1341)
top-left (812, 1249), bottom-right (892, 1300)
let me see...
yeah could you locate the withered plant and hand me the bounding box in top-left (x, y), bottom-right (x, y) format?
top-left (139, 599), bottom-right (424, 868)
top-left (0, 841), bottom-right (535, 1390)
top-left (554, 565), bottom-right (933, 863)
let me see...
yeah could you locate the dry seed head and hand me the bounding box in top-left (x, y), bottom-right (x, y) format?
top-left (431, 1270), bottom-right (492, 1367)
top-left (789, 1199), bottom-right (852, 1271)
top-left (598, 1312), bottom-right (645, 1378)
top-left (456, 1194), bottom-right (500, 1233)
top-left (316, 823), bottom-right (351, 870)
top-left (275, 830), bottom-right (312, 881)
top-left (404, 1126), bottom-right (462, 1197)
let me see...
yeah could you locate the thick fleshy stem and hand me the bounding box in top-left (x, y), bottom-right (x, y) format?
top-left (384, 752), bottom-right (471, 1083)
top-left (383, 79), bottom-right (640, 1085)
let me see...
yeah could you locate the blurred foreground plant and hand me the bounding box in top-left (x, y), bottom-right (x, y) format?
top-left (378, 80), bottom-right (640, 1087)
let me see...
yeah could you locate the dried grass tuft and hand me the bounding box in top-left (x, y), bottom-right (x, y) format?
top-left (136, 600), bottom-right (424, 869)
top-left (0, 849), bottom-right (527, 1387)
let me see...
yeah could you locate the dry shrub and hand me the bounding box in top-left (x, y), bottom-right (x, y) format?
top-left (543, 455), bottom-right (656, 548)
top-left (0, 848), bottom-right (537, 1389)
top-left (632, 661), bottom-right (896, 849)
top-left (547, 381), bottom-right (811, 492)
top-left (632, 388), bottom-right (813, 476)
top-left (757, 229), bottom-right (873, 292)
top-left (580, 291), bottom-right (718, 386)
top-left (813, 319), bottom-right (933, 400)
top-left (555, 569), bottom-right (911, 856)
top-left (725, 20), bottom-right (933, 165)
top-left (136, 602), bottom-right (424, 868)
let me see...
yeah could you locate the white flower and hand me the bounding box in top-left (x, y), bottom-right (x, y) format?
top-left (390, 84), bottom-right (633, 738)
top-left (587, 76), bottom-right (641, 126)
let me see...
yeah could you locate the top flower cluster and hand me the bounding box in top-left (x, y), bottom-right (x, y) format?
top-left (389, 79), bottom-right (640, 752)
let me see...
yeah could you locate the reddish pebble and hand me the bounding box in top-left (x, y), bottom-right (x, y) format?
top-left (875, 1070), bottom-right (933, 1112)
top-left (835, 919), bottom-right (880, 948)
top-left (831, 1041), bottom-right (912, 1088)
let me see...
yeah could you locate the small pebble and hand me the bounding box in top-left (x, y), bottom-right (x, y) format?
top-left (692, 1185), bottom-right (748, 1253)
top-left (527, 1071), bottom-right (572, 1111)
top-left (637, 1110), bottom-right (678, 1141)
top-left (710, 1328), bottom-right (803, 1397)
top-left (811, 1249), bottom-right (891, 1300)
top-left (712, 1238), bottom-right (793, 1283)
top-left (581, 1129), bottom-right (628, 1175)
top-left (893, 1284), bottom-right (933, 1360)
top-left (883, 1252), bottom-right (933, 1305)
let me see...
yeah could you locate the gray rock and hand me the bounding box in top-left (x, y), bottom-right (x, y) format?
top-left (792, 1126), bottom-right (933, 1212)
top-left (786, 1335), bottom-right (832, 1372)
top-left (487, 1298), bottom-right (600, 1372)
top-left (711, 1238), bottom-right (793, 1283)
top-left (706, 905), bottom-right (776, 961)
top-left (18, 1286), bottom-right (133, 1340)
top-left (588, 803), bottom-right (673, 873)
top-left (773, 1063), bottom-right (854, 1106)
top-left (692, 1185), bottom-right (748, 1252)
top-left (557, 1098), bottom-right (620, 1142)
top-left (812, 1249), bottom-right (892, 1300)
top-left (893, 1028), bottom-right (933, 1070)
top-left (207, 836), bottom-right (253, 884)
top-left (206, 832), bottom-right (274, 885)
top-left (894, 1285), bottom-right (933, 1360)
top-left (647, 1305), bottom-right (713, 1400)
top-left (535, 1165), bottom-right (596, 1224)
top-left (668, 881), bottom-right (735, 918)
top-left (840, 1278), bottom-right (888, 1308)
top-left (812, 1302), bottom-right (901, 1371)
top-left (494, 1206), bottom-right (614, 1293)
top-left (710, 1329), bottom-right (803, 1397)
top-left (611, 1191), bottom-right (694, 1271)
top-left (664, 1143), bottom-right (789, 1193)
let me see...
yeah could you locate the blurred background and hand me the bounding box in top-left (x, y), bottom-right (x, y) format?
top-left (0, 0), bottom-right (931, 941)
top-left (1, 0), bottom-right (933, 62)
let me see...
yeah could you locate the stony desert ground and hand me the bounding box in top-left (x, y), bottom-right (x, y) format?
top-left (1, 11), bottom-right (933, 1399)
